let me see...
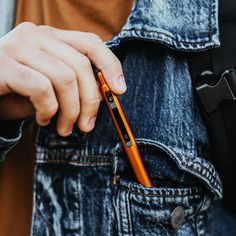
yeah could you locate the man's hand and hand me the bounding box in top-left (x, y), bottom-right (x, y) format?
top-left (0, 22), bottom-right (126, 136)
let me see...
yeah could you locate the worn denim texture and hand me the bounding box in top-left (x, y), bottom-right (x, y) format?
top-left (0, 0), bottom-right (16, 38)
top-left (1, 0), bottom-right (236, 235)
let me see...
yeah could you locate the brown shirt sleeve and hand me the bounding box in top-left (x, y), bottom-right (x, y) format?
top-left (15, 0), bottom-right (133, 41)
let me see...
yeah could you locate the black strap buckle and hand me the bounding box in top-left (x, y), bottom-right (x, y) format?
top-left (195, 69), bottom-right (236, 114)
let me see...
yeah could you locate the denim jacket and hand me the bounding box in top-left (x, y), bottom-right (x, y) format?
top-left (1, 0), bottom-right (235, 235)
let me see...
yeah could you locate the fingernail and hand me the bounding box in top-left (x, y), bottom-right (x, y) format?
top-left (64, 126), bottom-right (73, 136)
top-left (117, 75), bottom-right (127, 91)
top-left (41, 120), bottom-right (50, 126)
top-left (88, 116), bottom-right (97, 129)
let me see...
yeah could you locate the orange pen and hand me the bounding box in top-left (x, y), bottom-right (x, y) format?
top-left (95, 70), bottom-right (152, 187)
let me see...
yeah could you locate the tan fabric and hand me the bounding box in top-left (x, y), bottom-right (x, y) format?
top-left (0, 1), bottom-right (133, 235)
top-left (15, 0), bottom-right (133, 41)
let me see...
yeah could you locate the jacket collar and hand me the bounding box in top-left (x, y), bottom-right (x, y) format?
top-left (107, 0), bottom-right (220, 51)
top-left (0, 0), bottom-right (219, 51)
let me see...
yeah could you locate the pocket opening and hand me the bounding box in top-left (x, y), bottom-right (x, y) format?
top-left (113, 138), bottom-right (222, 199)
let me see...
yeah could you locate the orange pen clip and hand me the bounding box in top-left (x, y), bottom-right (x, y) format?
top-left (95, 70), bottom-right (152, 187)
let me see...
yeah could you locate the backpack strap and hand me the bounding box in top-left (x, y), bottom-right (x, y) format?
top-left (188, 0), bottom-right (236, 215)
top-left (189, 0), bottom-right (236, 79)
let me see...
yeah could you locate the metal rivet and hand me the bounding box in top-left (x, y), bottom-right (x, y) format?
top-left (170, 206), bottom-right (185, 229)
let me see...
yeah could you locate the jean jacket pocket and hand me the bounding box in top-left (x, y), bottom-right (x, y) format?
top-left (112, 138), bottom-right (221, 235)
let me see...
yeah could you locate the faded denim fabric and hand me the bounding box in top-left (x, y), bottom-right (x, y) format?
top-left (1, 0), bottom-right (236, 235)
top-left (107, 0), bottom-right (220, 50)
top-left (0, 0), bottom-right (16, 38)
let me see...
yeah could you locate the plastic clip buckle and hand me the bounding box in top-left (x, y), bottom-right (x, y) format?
top-left (195, 69), bottom-right (236, 114)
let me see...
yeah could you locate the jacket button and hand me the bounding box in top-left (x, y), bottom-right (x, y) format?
top-left (170, 206), bottom-right (185, 229)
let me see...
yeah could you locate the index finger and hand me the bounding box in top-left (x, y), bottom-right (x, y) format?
top-left (38, 26), bottom-right (127, 94)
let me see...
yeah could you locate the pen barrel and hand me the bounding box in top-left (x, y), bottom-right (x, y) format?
top-left (97, 71), bottom-right (152, 187)
top-left (124, 143), bottom-right (152, 187)
top-left (104, 92), bottom-right (152, 187)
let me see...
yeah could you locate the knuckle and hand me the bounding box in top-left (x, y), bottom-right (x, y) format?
top-left (39, 102), bottom-right (58, 119)
top-left (83, 97), bottom-right (100, 108)
top-left (111, 58), bottom-right (122, 68)
top-left (65, 108), bottom-right (80, 121)
top-left (99, 58), bottom-right (122, 73)
top-left (13, 22), bottom-right (40, 44)
top-left (79, 57), bottom-right (91, 69)
top-left (0, 37), bottom-right (21, 53)
top-left (0, 22), bottom-right (37, 53)
top-left (16, 22), bottom-right (37, 32)
top-left (87, 33), bottom-right (103, 44)
top-left (16, 67), bottom-right (34, 82)
top-left (34, 80), bottom-right (52, 97)
top-left (57, 69), bottom-right (76, 86)
top-left (38, 25), bottom-right (54, 35)
top-left (46, 103), bottom-right (58, 117)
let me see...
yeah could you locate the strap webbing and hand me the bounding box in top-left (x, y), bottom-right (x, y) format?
top-left (188, 0), bottom-right (236, 215)
top-left (189, 0), bottom-right (236, 81)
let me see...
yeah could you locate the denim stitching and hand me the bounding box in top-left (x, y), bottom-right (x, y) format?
top-left (118, 189), bottom-right (123, 235)
top-left (106, 0), bottom-right (219, 52)
top-left (113, 188), bottom-right (121, 236)
top-left (196, 213), bottom-right (205, 236)
top-left (121, 29), bottom-right (213, 44)
top-left (36, 149), bottom-right (112, 158)
top-left (120, 186), bottom-right (206, 229)
top-left (116, 142), bottom-right (220, 197)
top-left (121, 186), bottom-right (201, 198)
top-left (74, 179), bottom-right (80, 234)
top-left (120, 0), bottom-right (216, 44)
top-left (115, 141), bottom-right (221, 198)
top-left (125, 188), bottom-right (133, 235)
top-left (121, 190), bottom-right (129, 235)
top-left (134, 139), bottom-right (222, 197)
top-left (34, 208), bottom-right (55, 235)
top-left (139, 146), bottom-right (217, 184)
top-left (36, 160), bottom-right (112, 165)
